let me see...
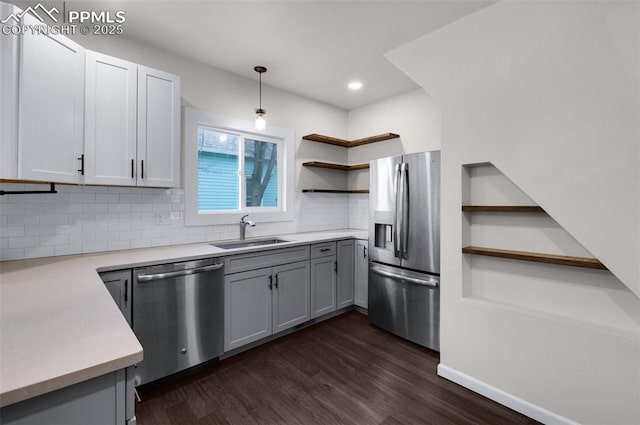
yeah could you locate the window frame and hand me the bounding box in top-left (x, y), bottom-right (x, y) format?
top-left (184, 107), bottom-right (295, 226)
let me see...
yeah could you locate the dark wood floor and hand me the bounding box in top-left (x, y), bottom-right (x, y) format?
top-left (136, 311), bottom-right (539, 425)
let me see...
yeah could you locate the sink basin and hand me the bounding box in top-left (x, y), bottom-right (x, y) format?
top-left (210, 238), bottom-right (290, 250)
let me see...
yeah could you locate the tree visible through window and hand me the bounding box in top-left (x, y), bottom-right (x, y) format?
top-left (245, 139), bottom-right (277, 207)
top-left (198, 128), bottom-right (278, 212)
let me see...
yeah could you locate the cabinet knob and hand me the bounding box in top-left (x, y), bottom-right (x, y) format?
top-left (180, 348), bottom-right (187, 355)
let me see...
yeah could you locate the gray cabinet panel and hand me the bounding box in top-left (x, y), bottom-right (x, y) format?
top-left (310, 256), bottom-right (337, 318)
top-left (224, 268), bottom-right (272, 351)
top-left (336, 240), bottom-right (355, 308)
top-left (272, 261), bottom-right (310, 333)
top-left (354, 240), bottom-right (369, 308)
top-left (99, 269), bottom-right (132, 326)
top-left (225, 246), bottom-right (310, 274)
top-left (0, 369), bottom-right (129, 425)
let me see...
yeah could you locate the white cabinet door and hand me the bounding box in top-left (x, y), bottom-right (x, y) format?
top-left (336, 239), bottom-right (355, 308)
top-left (0, 3), bottom-right (20, 179)
top-left (137, 66), bottom-right (180, 188)
top-left (272, 261), bottom-right (310, 333)
top-left (225, 268), bottom-right (272, 351)
top-left (18, 13), bottom-right (85, 183)
top-left (354, 240), bottom-right (369, 308)
top-left (310, 256), bottom-right (337, 319)
top-left (84, 52), bottom-right (137, 186)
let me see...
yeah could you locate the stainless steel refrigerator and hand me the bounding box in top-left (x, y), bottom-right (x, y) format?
top-left (368, 150), bottom-right (440, 351)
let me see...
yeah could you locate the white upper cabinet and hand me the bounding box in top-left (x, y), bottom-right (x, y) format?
top-left (18, 13), bottom-right (85, 184)
top-left (0, 4), bottom-right (20, 179)
top-left (137, 66), bottom-right (181, 187)
top-left (2, 8), bottom-right (181, 188)
top-left (84, 52), bottom-right (137, 186)
top-left (85, 56), bottom-right (180, 187)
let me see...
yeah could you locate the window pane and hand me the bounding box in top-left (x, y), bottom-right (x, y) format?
top-left (244, 139), bottom-right (278, 207)
top-left (198, 128), bottom-right (239, 211)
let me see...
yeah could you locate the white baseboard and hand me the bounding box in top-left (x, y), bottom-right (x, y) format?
top-left (437, 364), bottom-right (578, 425)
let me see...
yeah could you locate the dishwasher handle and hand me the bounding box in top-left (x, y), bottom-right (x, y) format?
top-left (370, 266), bottom-right (439, 288)
top-left (137, 263), bottom-right (224, 282)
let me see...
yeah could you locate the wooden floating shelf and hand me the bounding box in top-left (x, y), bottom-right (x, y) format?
top-left (302, 189), bottom-right (369, 194)
top-left (303, 161), bottom-right (369, 171)
top-left (462, 205), bottom-right (546, 213)
top-left (302, 133), bottom-right (400, 148)
top-left (462, 246), bottom-right (607, 270)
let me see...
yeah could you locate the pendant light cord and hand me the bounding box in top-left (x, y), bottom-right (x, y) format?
top-left (259, 72), bottom-right (262, 109)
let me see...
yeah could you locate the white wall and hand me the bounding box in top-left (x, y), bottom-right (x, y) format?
top-left (387, 1), bottom-right (640, 424)
top-left (346, 88), bottom-right (441, 189)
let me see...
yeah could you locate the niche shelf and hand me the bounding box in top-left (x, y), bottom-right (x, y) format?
top-left (462, 246), bottom-right (607, 270)
top-left (462, 205), bottom-right (545, 213)
top-left (301, 189), bottom-right (369, 194)
top-left (301, 132), bottom-right (398, 193)
top-left (462, 202), bottom-right (605, 269)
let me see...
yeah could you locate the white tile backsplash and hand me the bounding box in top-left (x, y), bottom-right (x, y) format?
top-left (0, 183), bottom-right (358, 261)
top-left (349, 193), bottom-right (369, 230)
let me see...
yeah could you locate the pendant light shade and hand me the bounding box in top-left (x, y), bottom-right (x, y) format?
top-left (254, 66), bottom-right (267, 130)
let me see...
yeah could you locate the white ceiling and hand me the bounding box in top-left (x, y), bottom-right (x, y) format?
top-left (13, 0), bottom-right (494, 110)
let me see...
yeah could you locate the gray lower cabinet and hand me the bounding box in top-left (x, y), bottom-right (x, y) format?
top-left (224, 260), bottom-right (310, 351)
top-left (336, 240), bottom-right (355, 308)
top-left (0, 367), bottom-right (136, 425)
top-left (354, 240), bottom-right (369, 308)
top-left (99, 269), bottom-right (132, 326)
top-left (272, 261), bottom-right (311, 333)
top-left (225, 267), bottom-right (272, 351)
top-left (310, 255), bottom-right (337, 318)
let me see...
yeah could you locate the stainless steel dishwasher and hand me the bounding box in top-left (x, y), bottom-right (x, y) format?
top-left (133, 258), bottom-right (224, 386)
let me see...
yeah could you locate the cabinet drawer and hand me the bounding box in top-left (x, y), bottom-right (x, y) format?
top-left (225, 246), bottom-right (310, 274)
top-left (310, 242), bottom-right (336, 259)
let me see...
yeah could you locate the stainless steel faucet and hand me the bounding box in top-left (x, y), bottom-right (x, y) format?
top-left (239, 215), bottom-right (256, 240)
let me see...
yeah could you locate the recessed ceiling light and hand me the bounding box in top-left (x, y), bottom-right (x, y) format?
top-left (348, 81), bottom-right (363, 91)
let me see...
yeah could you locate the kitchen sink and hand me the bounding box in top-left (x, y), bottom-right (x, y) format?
top-left (210, 238), bottom-right (290, 250)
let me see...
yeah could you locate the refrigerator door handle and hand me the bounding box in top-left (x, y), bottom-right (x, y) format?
top-left (370, 266), bottom-right (439, 288)
top-left (401, 162), bottom-right (409, 259)
top-left (394, 163), bottom-right (402, 258)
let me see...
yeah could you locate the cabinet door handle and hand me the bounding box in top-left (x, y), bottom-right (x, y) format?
top-left (131, 159), bottom-right (134, 179)
top-left (364, 247), bottom-right (367, 259)
top-left (334, 261), bottom-right (338, 273)
top-left (274, 274), bottom-right (279, 289)
top-left (140, 160), bottom-right (144, 179)
top-left (268, 275), bottom-right (273, 290)
top-left (77, 154), bottom-right (85, 175)
top-left (320, 248), bottom-right (331, 252)
top-left (124, 279), bottom-right (128, 303)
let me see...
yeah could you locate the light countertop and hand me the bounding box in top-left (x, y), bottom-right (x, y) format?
top-left (0, 229), bottom-right (367, 407)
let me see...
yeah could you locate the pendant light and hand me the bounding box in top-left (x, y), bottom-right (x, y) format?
top-left (254, 66), bottom-right (267, 130)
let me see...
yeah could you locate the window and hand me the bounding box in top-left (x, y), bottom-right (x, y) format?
top-left (197, 128), bottom-right (279, 211)
top-left (184, 108), bottom-right (294, 225)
